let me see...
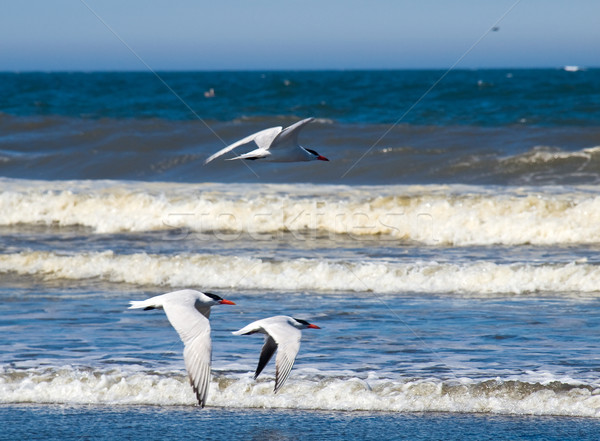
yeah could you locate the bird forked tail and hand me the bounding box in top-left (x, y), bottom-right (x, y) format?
top-left (128, 300), bottom-right (159, 310)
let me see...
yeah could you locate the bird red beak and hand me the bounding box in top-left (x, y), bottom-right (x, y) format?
top-left (219, 299), bottom-right (236, 305)
top-left (317, 155), bottom-right (329, 161)
top-left (307, 323), bottom-right (321, 329)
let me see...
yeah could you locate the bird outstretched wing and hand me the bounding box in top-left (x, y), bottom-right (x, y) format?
top-left (255, 335), bottom-right (278, 379)
top-left (184, 333), bottom-right (212, 407)
top-left (161, 297), bottom-right (213, 407)
top-left (204, 126), bottom-right (282, 164)
top-left (263, 321), bottom-right (302, 393)
top-left (270, 117), bottom-right (314, 149)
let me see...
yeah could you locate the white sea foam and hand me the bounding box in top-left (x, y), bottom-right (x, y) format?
top-left (504, 145), bottom-right (600, 165)
top-left (1, 366), bottom-right (598, 417)
top-left (2, 178), bottom-right (600, 246)
top-left (1, 250), bottom-right (599, 295)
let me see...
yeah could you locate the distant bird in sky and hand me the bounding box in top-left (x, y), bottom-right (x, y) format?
top-left (232, 315), bottom-right (321, 392)
top-left (128, 289), bottom-right (236, 407)
top-left (204, 117), bottom-right (329, 164)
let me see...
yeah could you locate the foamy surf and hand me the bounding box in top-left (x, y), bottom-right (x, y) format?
top-left (1, 250), bottom-right (599, 295)
top-left (2, 178), bottom-right (600, 246)
top-left (1, 366), bottom-right (598, 417)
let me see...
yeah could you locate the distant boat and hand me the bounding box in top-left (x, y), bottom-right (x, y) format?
top-left (563, 65), bottom-right (581, 72)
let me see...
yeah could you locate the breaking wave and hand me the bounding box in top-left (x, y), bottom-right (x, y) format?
top-left (1, 366), bottom-right (598, 417)
top-left (2, 178), bottom-right (600, 246)
top-left (1, 250), bottom-right (599, 295)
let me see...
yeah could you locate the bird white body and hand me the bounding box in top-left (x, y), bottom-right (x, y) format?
top-left (204, 118), bottom-right (328, 163)
top-left (128, 289), bottom-right (235, 407)
top-left (232, 315), bottom-right (320, 392)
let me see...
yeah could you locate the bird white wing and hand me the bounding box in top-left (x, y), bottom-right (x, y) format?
top-left (204, 126), bottom-right (282, 164)
top-left (158, 293), bottom-right (209, 344)
top-left (270, 117), bottom-right (314, 150)
top-left (161, 298), bottom-right (213, 407)
top-left (262, 319), bottom-right (302, 393)
top-left (183, 331), bottom-right (212, 407)
top-left (273, 335), bottom-right (301, 392)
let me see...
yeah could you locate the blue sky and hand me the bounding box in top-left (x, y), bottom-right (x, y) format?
top-left (2, 0), bottom-right (599, 71)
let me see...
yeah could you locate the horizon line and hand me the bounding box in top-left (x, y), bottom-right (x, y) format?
top-left (1, 65), bottom-right (598, 74)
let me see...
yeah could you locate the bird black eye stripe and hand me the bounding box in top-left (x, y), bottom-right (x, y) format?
top-left (205, 292), bottom-right (223, 301)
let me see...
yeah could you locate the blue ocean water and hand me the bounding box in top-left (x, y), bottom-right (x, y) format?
top-left (1, 70), bottom-right (600, 439)
top-left (1, 69), bottom-right (600, 184)
top-left (3, 406), bottom-right (600, 441)
top-left (2, 70), bottom-right (599, 125)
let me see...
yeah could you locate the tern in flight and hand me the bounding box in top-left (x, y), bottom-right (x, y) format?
top-left (129, 289), bottom-right (236, 407)
top-left (204, 118), bottom-right (329, 164)
top-left (232, 315), bottom-right (321, 392)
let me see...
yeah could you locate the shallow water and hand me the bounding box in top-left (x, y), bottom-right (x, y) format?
top-left (2, 405), bottom-right (600, 441)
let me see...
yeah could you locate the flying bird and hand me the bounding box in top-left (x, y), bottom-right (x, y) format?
top-left (232, 315), bottom-right (320, 393)
top-left (128, 289), bottom-right (236, 407)
top-left (204, 117), bottom-right (329, 164)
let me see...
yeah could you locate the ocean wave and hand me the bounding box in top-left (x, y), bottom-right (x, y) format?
top-left (1, 366), bottom-right (598, 416)
top-left (496, 145), bottom-right (600, 184)
top-left (503, 145), bottom-right (600, 165)
top-left (1, 250), bottom-right (599, 295)
top-left (2, 179), bottom-right (600, 246)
